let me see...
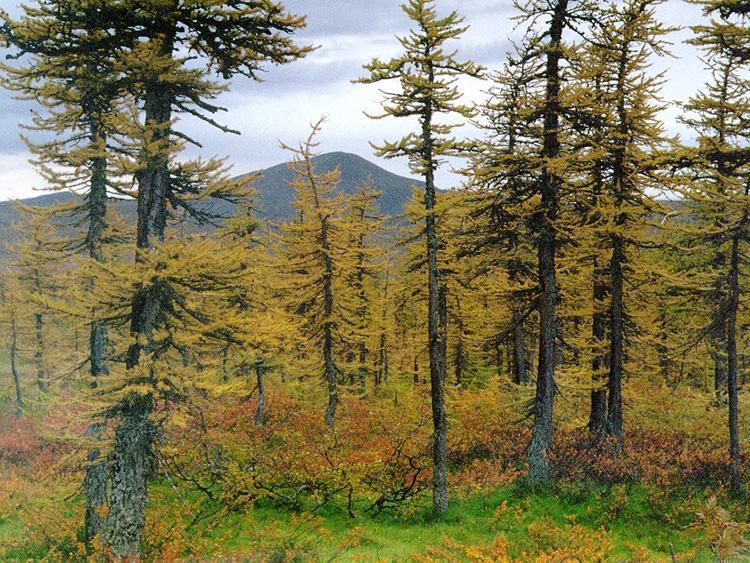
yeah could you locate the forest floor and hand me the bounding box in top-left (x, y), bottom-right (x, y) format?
top-left (0, 353), bottom-right (745, 560)
top-left (0, 478), bottom-right (724, 561)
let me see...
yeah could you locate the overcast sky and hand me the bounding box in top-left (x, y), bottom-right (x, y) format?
top-left (0, 0), bottom-right (708, 201)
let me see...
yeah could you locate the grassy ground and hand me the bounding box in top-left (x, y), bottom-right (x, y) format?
top-left (135, 481), bottom-right (719, 560)
top-left (0, 477), bottom-right (725, 560)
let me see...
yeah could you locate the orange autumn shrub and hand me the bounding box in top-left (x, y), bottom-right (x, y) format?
top-left (166, 387), bottom-right (433, 515)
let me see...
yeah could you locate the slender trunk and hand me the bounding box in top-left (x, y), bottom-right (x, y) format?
top-left (34, 307), bottom-right (47, 393)
top-left (105, 31), bottom-right (173, 555)
top-left (255, 363), bottom-right (265, 427)
top-left (512, 309), bottom-right (527, 385)
top-left (322, 218), bottom-right (338, 427)
top-left (528, 0), bottom-right (567, 484)
top-left (413, 345), bottom-right (420, 385)
top-left (376, 271), bottom-right (390, 388)
top-left (726, 186), bottom-right (748, 494)
top-left (423, 66), bottom-right (448, 513)
top-left (85, 146), bottom-right (110, 546)
top-left (605, 38), bottom-right (631, 455)
top-left (589, 258), bottom-right (608, 441)
top-left (376, 331), bottom-right (387, 387)
top-left (356, 233), bottom-right (368, 390)
top-left (657, 307), bottom-right (671, 384)
top-left (10, 314), bottom-right (22, 417)
top-left (607, 240), bottom-right (624, 451)
top-left (727, 232), bottom-right (741, 494)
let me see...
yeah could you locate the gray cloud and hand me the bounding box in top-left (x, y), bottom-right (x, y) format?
top-left (0, 0), bottom-right (718, 200)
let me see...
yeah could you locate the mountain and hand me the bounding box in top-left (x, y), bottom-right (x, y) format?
top-left (245, 151), bottom-right (424, 220)
top-left (0, 152), bottom-right (425, 246)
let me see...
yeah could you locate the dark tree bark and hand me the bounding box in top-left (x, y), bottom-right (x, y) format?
top-left (605, 37), bottom-right (631, 454)
top-left (589, 258), bottom-right (608, 441)
top-left (10, 314), bottom-right (22, 418)
top-left (726, 184), bottom-right (748, 494)
top-left (255, 362), bottom-right (265, 427)
top-left (423, 82), bottom-right (449, 512)
top-left (321, 218), bottom-right (338, 427)
top-left (607, 241), bottom-right (624, 451)
top-left (512, 309), bottom-right (528, 385)
top-left (105, 34), bottom-right (173, 554)
top-left (84, 137), bottom-right (110, 547)
top-left (413, 343), bottom-right (420, 386)
top-left (34, 307), bottom-right (47, 393)
top-left (727, 230), bottom-right (742, 494)
top-left (589, 274), bottom-right (607, 443)
top-left (528, 0), bottom-right (567, 484)
top-left (375, 270), bottom-right (390, 388)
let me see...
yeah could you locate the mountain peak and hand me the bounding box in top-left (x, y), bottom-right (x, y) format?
top-left (0, 153), bottom-right (424, 249)
top-left (250, 151), bottom-right (423, 219)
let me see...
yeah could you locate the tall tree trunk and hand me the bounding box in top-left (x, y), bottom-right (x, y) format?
top-left (413, 341), bottom-right (420, 385)
top-left (589, 258), bottom-right (608, 441)
top-left (105, 38), bottom-right (173, 554)
top-left (34, 307), bottom-right (47, 393)
top-left (726, 188), bottom-right (748, 494)
top-left (10, 314), bottom-right (22, 418)
top-left (605, 39), bottom-right (631, 455)
top-left (512, 309), bottom-right (528, 385)
top-left (423, 81), bottom-right (448, 513)
top-left (255, 362), bottom-right (265, 427)
top-left (85, 144), bottom-right (110, 546)
top-left (376, 271), bottom-right (390, 388)
top-left (528, 0), bottom-right (567, 484)
top-left (607, 240), bottom-right (624, 451)
top-left (727, 233), bottom-right (742, 494)
top-left (321, 218), bottom-right (338, 427)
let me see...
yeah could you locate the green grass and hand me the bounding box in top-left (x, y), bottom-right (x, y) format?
top-left (189, 483), bottom-right (707, 561)
top-left (0, 482), bottom-right (716, 561)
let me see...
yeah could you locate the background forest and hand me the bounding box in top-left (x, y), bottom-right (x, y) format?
top-left (2, 0), bottom-right (750, 560)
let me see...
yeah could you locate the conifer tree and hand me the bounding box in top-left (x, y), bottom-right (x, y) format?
top-left (356, 0), bottom-right (480, 514)
top-left (579, 0), bottom-right (675, 452)
top-left (341, 179), bottom-right (384, 389)
top-left (470, 52), bottom-right (539, 387)
top-left (0, 276), bottom-right (24, 418)
top-left (510, 0), bottom-right (600, 482)
top-left (1, 0), bottom-right (141, 542)
top-left (12, 209), bottom-right (65, 395)
top-left (682, 0), bottom-right (750, 492)
top-left (277, 120), bottom-right (352, 427)
top-left (374, 266), bottom-right (394, 388)
top-left (39, 2), bottom-right (311, 556)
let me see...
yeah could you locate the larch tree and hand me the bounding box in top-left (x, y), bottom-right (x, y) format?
top-left (276, 120), bottom-right (350, 427)
top-left (341, 179), bottom-right (384, 389)
top-left (470, 51), bottom-right (540, 387)
top-left (355, 0), bottom-right (480, 514)
top-left (511, 0), bottom-right (600, 483)
top-left (579, 0), bottom-right (675, 452)
top-left (0, 0), bottom-right (129, 542)
top-left (50, 1), bottom-right (311, 556)
top-left (0, 275), bottom-right (24, 418)
top-left (682, 0), bottom-right (750, 492)
top-left (12, 209), bottom-right (65, 395)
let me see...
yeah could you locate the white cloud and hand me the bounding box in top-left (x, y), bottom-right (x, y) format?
top-left (0, 153), bottom-right (45, 200)
top-left (0, 0), bottom-right (725, 200)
